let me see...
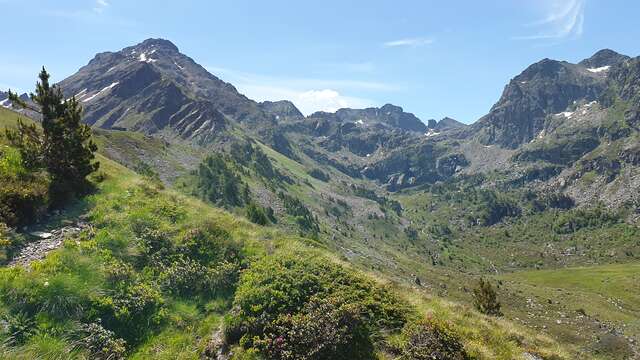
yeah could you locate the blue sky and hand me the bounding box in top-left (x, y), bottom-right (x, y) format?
top-left (1, 0), bottom-right (638, 123)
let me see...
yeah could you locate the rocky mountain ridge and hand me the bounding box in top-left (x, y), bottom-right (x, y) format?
top-left (6, 39), bottom-right (640, 200)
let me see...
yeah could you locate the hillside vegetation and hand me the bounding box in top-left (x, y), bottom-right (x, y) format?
top-left (0, 107), bottom-right (573, 359)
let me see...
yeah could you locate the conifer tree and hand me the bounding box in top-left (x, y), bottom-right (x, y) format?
top-left (7, 67), bottom-right (98, 201)
top-left (472, 278), bottom-right (502, 316)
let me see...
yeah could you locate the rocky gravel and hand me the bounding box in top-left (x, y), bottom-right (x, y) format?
top-left (8, 221), bottom-right (91, 267)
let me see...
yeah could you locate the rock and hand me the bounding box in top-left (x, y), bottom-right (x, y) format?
top-left (523, 352), bottom-right (544, 360)
top-left (10, 221), bottom-right (90, 267)
top-left (29, 231), bottom-right (53, 239)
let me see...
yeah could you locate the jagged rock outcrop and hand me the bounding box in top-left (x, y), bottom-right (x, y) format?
top-left (260, 100), bottom-right (304, 121)
top-left (472, 58), bottom-right (607, 148)
top-left (472, 50), bottom-right (630, 148)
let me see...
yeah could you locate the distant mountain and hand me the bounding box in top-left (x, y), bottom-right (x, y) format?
top-left (0, 90), bottom-right (39, 118)
top-left (57, 38), bottom-right (275, 143)
top-left (471, 50), bottom-right (631, 148)
top-left (259, 100), bottom-right (304, 121)
top-left (427, 117), bottom-right (466, 131)
top-left (578, 49), bottom-right (630, 68)
top-left (51, 40), bottom-right (640, 198)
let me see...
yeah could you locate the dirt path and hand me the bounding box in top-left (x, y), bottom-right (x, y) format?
top-left (8, 220), bottom-right (90, 267)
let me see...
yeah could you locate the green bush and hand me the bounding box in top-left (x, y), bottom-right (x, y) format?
top-left (472, 278), bottom-right (502, 316)
top-left (0, 173), bottom-right (50, 227)
top-left (553, 207), bottom-right (620, 234)
top-left (396, 320), bottom-right (469, 360)
top-left (307, 168), bottom-right (330, 182)
top-left (73, 321), bottom-right (127, 360)
top-left (178, 224), bottom-right (240, 265)
top-left (255, 296), bottom-right (374, 360)
top-left (246, 203), bottom-right (269, 225)
top-left (226, 252), bottom-right (408, 357)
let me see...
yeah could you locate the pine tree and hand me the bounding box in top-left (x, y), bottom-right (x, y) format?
top-left (7, 67), bottom-right (99, 202)
top-left (472, 278), bottom-right (502, 316)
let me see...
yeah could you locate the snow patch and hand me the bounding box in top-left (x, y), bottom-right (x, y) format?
top-left (558, 111), bottom-right (574, 119)
top-left (193, 120), bottom-right (212, 137)
top-left (74, 89), bottom-right (88, 99)
top-left (587, 66), bottom-right (610, 73)
top-left (0, 99), bottom-right (10, 107)
top-left (173, 60), bottom-right (184, 70)
top-left (424, 129), bottom-right (439, 137)
top-left (82, 82), bottom-right (119, 103)
top-left (138, 52), bottom-right (157, 63)
top-left (355, 119), bottom-right (364, 125)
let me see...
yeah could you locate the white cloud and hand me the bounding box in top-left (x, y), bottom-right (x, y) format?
top-left (514, 0), bottom-right (585, 40)
top-left (94, 0), bottom-right (109, 13)
top-left (383, 37), bottom-right (434, 48)
top-left (206, 67), bottom-right (390, 115)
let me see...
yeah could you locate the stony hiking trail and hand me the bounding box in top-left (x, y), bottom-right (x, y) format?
top-left (8, 219), bottom-right (91, 267)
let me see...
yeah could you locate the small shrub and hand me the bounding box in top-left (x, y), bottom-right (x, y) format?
top-left (472, 278), bottom-right (502, 316)
top-left (227, 253), bottom-right (408, 357)
top-left (255, 297), bottom-right (374, 360)
top-left (94, 282), bottom-right (165, 343)
top-left (178, 223), bottom-right (240, 265)
top-left (0, 174), bottom-right (50, 226)
top-left (73, 321), bottom-right (127, 360)
top-left (246, 203), bottom-right (269, 225)
top-left (399, 320), bottom-right (469, 360)
top-left (307, 168), bottom-right (330, 182)
top-left (2, 312), bottom-right (35, 345)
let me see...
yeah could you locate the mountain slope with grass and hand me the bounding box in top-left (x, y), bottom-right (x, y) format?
top-left (0, 111), bottom-right (571, 359)
top-left (1, 39), bottom-right (640, 359)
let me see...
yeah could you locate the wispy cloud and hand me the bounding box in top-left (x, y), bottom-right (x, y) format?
top-left (206, 67), bottom-right (399, 115)
top-left (383, 37), bottom-right (434, 48)
top-left (94, 0), bottom-right (110, 13)
top-left (514, 0), bottom-right (585, 40)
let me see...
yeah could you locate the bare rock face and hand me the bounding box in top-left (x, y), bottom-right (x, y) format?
top-left (471, 50), bottom-right (631, 149)
top-left (473, 59), bottom-right (607, 148)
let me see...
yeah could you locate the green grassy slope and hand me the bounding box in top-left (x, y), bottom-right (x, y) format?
top-left (0, 108), bottom-right (573, 359)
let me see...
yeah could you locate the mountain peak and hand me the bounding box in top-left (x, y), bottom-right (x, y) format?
top-left (260, 100), bottom-right (304, 120)
top-left (579, 49), bottom-right (629, 68)
top-left (136, 38), bottom-right (179, 52)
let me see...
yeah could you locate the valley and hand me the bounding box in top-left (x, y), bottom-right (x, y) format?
top-left (1, 38), bottom-right (639, 359)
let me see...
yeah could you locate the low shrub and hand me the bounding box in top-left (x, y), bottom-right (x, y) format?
top-left (225, 252), bottom-right (409, 358)
top-left (397, 320), bottom-right (469, 360)
top-left (472, 278), bottom-right (502, 316)
top-left (73, 321), bottom-right (127, 360)
top-left (255, 296), bottom-right (374, 360)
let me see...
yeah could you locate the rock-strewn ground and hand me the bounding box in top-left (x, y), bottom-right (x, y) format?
top-left (8, 221), bottom-right (91, 267)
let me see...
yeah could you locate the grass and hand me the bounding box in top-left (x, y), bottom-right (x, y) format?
top-left (0, 144), bottom-right (571, 359)
top-left (0, 106), bottom-right (619, 359)
top-left (498, 263), bottom-right (640, 359)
